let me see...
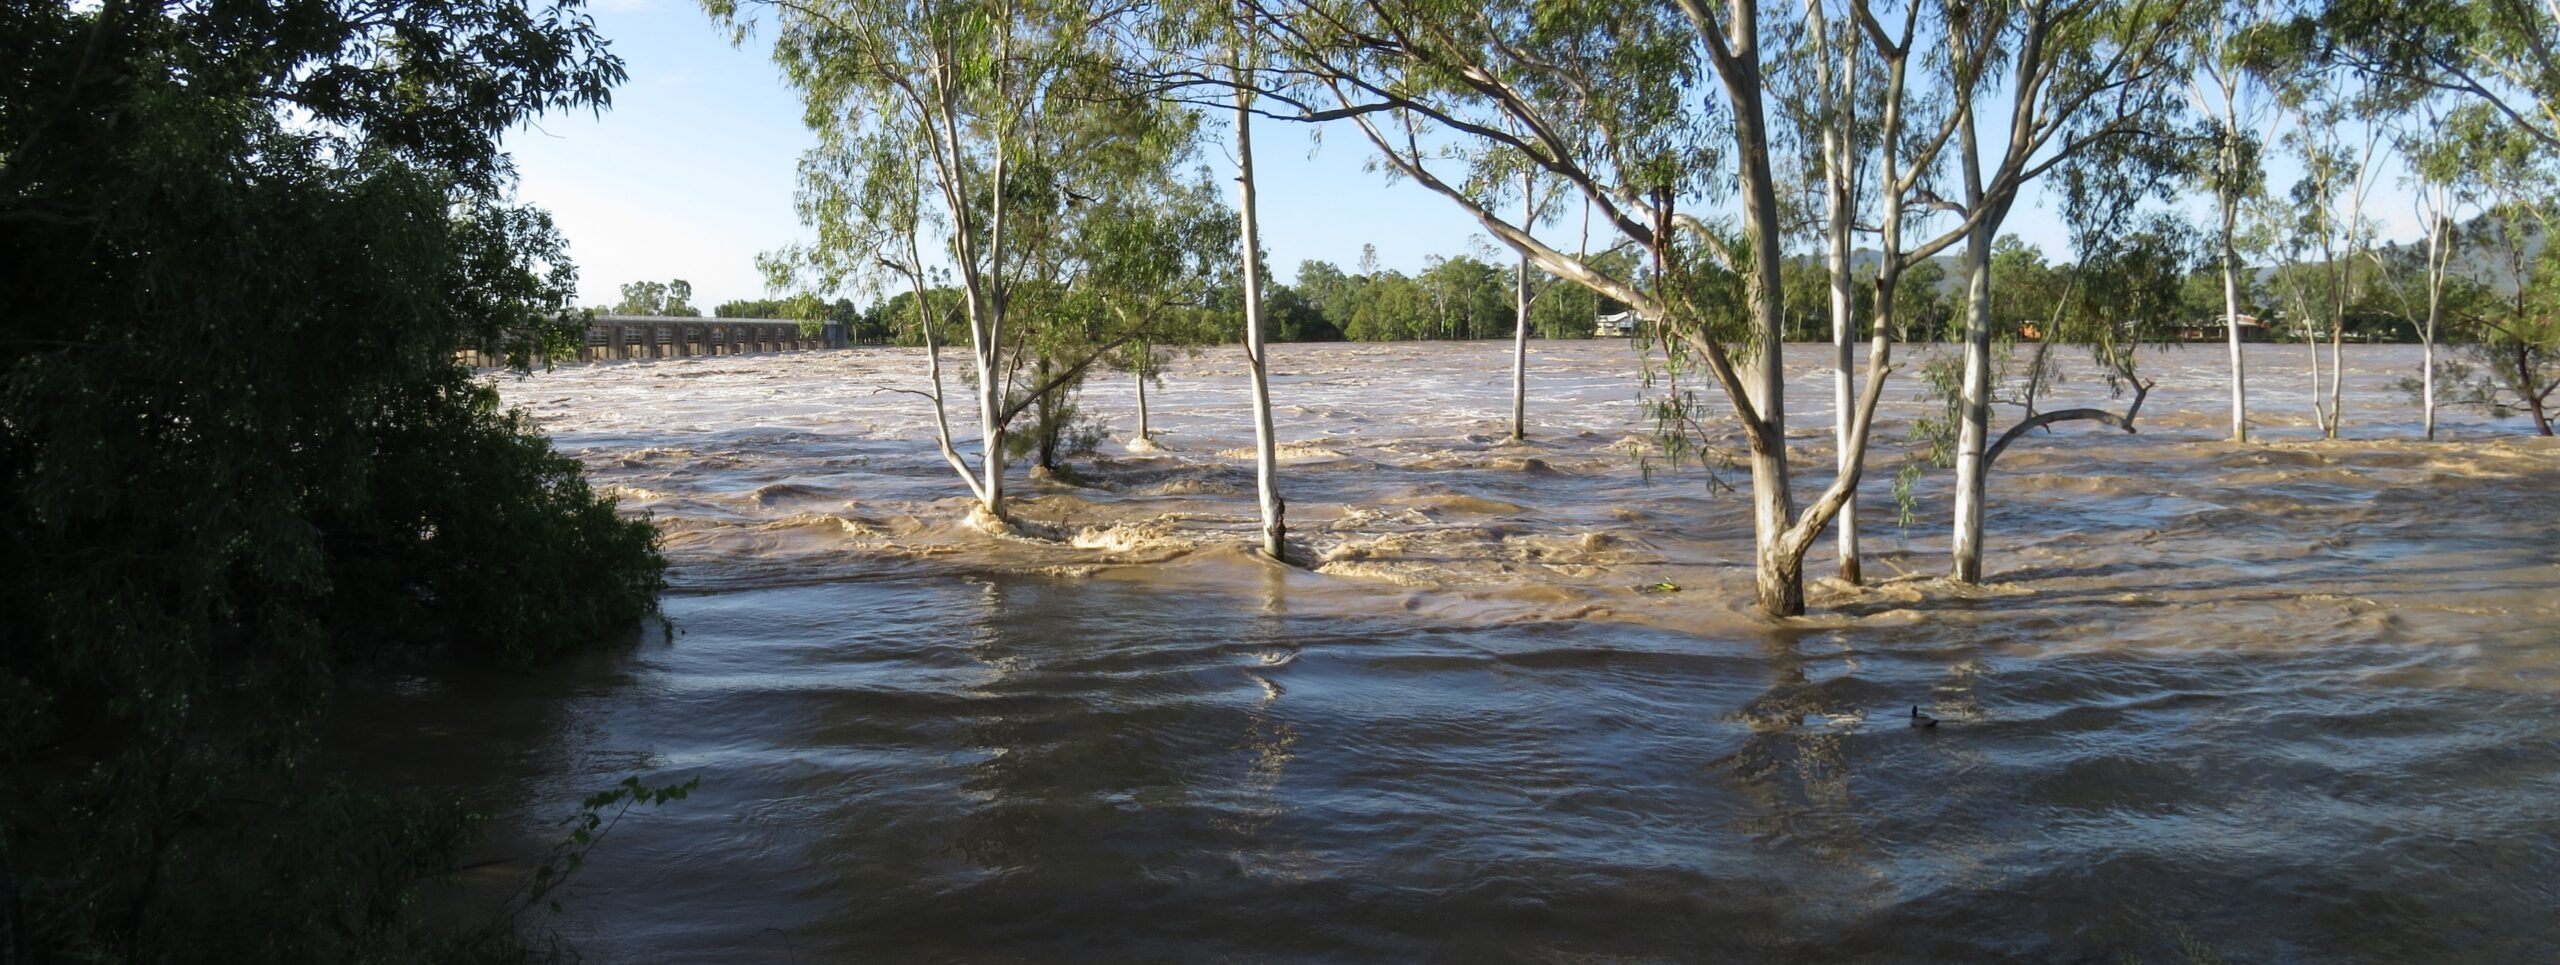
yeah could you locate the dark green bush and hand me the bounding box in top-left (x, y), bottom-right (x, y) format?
top-left (1, 0), bottom-right (655, 959)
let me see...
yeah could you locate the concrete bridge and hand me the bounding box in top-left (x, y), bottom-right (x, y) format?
top-left (463, 315), bottom-right (846, 367)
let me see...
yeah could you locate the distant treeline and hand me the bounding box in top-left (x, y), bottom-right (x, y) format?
top-left (670, 231), bottom-right (2472, 348)
top-left (695, 252), bottom-right (1615, 345)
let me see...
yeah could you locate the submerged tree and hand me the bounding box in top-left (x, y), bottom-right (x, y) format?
top-left (1934, 0), bottom-right (2194, 584)
top-left (1208, 0), bottom-right (1908, 615)
top-left (1087, 178), bottom-right (1234, 448)
top-left (2185, 0), bottom-right (2278, 443)
top-left (2432, 108), bottom-right (2560, 435)
top-left (2262, 49), bottom-right (2391, 440)
top-left (714, 0), bottom-right (1198, 525)
top-left (2400, 100), bottom-right (2466, 440)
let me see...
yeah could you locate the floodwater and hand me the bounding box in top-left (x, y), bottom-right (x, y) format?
top-left (349, 341), bottom-right (2559, 962)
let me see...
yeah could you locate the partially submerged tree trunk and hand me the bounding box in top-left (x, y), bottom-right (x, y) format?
top-left (1808, 0), bottom-right (1864, 584)
top-left (1951, 221), bottom-right (1997, 584)
top-left (1245, 0), bottom-right (1907, 615)
top-left (2221, 217), bottom-right (2249, 443)
top-left (2214, 95), bottom-right (2249, 445)
top-left (2421, 194), bottom-right (2447, 440)
top-left (2189, 7), bottom-right (2261, 445)
top-left (1511, 168), bottom-right (1533, 442)
top-left (1233, 60), bottom-right (1287, 562)
top-left (1932, 0), bottom-right (2185, 583)
top-left (1134, 360), bottom-right (1153, 442)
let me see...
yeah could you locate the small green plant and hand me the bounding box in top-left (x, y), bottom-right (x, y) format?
top-left (508, 775), bottom-right (702, 917)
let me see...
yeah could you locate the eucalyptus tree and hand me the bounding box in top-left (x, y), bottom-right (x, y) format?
top-left (1781, 0), bottom-right (1991, 585)
top-left (1933, 0), bottom-right (2194, 584)
top-left (2261, 67), bottom-right (2391, 439)
top-left (2185, 0), bottom-right (2278, 443)
top-left (1777, 0), bottom-right (1879, 582)
top-left (1117, 4), bottom-right (1296, 558)
top-left (2316, 0), bottom-right (2560, 152)
top-left (710, 0), bottom-right (1191, 525)
top-left (2400, 100), bottom-right (2465, 440)
top-left (1509, 169), bottom-right (1554, 440)
top-left (2315, 2), bottom-right (2560, 436)
top-left (1225, 0), bottom-right (1907, 615)
top-left (1082, 177), bottom-right (1236, 446)
top-left (1232, 42), bottom-right (1291, 560)
top-left (2431, 106), bottom-right (2560, 435)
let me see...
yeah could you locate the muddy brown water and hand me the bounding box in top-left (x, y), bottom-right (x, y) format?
top-left (341, 341), bottom-right (2560, 962)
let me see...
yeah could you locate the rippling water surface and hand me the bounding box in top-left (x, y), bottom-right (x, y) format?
top-left (345, 341), bottom-right (2559, 962)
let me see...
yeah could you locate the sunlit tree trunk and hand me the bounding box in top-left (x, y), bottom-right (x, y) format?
top-left (1511, 168), bottom-right (1532, 442)
top-left (2422, 189), bottom-right (2448, 440)
top-left (2217, 94), bottom-right (2249, 443)
top-left (1951, 218), bottom-right (1996, 584)
top-left (1718, 2), bottom-right (1801, 616)
top-left (1134, 363), bottom-right (1152, 442)
top-left (1234, 58), bottom-right (1286, 561)
top-left (1812, 1), bottom-right (1862, 584)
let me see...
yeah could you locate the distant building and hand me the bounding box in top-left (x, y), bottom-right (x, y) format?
top-left (2177, 313), bottom-right (2269, 343)
top-left (1594, 310), bottom-right (1640, 337)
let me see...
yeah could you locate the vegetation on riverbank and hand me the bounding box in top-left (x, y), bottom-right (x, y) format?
top-left (2, 0), bottom-right (663, 959)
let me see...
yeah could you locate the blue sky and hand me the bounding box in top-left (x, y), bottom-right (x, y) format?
top-left (507, 1), bottom-right (2406, 311)
top-left (507, 0), bottom-right (1494, 309)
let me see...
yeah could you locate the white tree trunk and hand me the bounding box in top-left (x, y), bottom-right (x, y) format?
top-left (1511, 172), bottom-right (1531, 442)
top-left (2305, 315), bottom-right (2326, 435)
top-left (2327, 310), bottom-right (2346, 439)
top-left (972, 331), bottom-right (1007, 519)
top-left (1512, 254), bottom-right (1529, 441)
top-left (1134, 364), bottom-right (1151, 441)
top-left (1235, 74), bottom-right (1286, 561)
top-left (2423, 192), bottom-right (2446, 441)
top-left (2220, 154), bottom-right (2249, 444)
top-left (1736, 92), bottom-right (1797, 614)
top-left (1825, 140), bottom-right (1859, 586)
top-left (1951, 223), bottom-right (1995, 583)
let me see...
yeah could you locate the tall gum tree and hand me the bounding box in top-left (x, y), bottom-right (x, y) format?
top-left (1780, 0), bottom-right (1879, 584)
top-left (2433, 105), bottom-right (2560, 435)
top-left (2399, 100), bottom-right (2465, 441)
top-left (1233, 49), bottom-right (1291, 561)
top-left (2260, 65), bottom-right (2389, 440)
top-left (2184, 0), bottom-right (2278, 443)
top-left (1224, 0), bottom-right (1908, 616)
top-left (1115, 4), bottom-right (1295, 560)
top-left (1781, 0), bottom-right (1997, 586)
top-left (711, 0), bottom-right (1185, 526)
top-left (1934, 0), bottom-right (2193, 584)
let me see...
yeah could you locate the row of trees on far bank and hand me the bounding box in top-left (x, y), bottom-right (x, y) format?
top-left (652, 223), bottom-right (2545, 351)
top-left (704, 0), bottom-right (2560, 615)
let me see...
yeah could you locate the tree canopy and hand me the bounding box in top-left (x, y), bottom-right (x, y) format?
top-left (2, 0), bottom-right (661, 957)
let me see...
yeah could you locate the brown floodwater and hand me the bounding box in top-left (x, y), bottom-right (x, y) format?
top-left (344, 340), bottom-right (2559, 962)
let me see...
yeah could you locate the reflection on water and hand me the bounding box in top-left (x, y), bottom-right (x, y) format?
top-left (341, 342), bottom-right (2559, 961)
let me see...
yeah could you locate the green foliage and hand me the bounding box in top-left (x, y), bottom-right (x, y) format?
top-left (1, 0), bottom-right (659, 959)
top-left (723, 0), bottom-right (1221, 503)
top-left (1283, 252), bottom-right (1617, 342)
top-left (510, 776), bottom-right (702, 917)
top-left (2432, 233), bottom-right (2560, 433)
top-left (613, 278), bottom-right (701, 316)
